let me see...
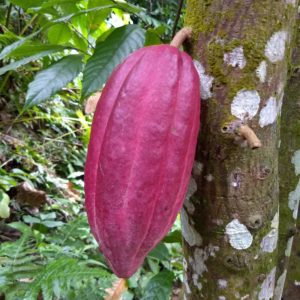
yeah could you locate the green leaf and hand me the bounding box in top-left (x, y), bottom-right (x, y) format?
top-left (0, 49), bottom-right (64, 76)
top-left (47, 23), bottom-right (72, 45)
top-left (0, 30), bottom-right (42, 60)
top-left (9, 0), bottom-right (44, 9)
top-left (23, 216), bottom-right (41, 224)
top-left (8, 43), bottom-right (67, 58)
top-left (148, 243), bottom-right (169, 261)
top-left (162, 229), bottom-right (182, 244)
top-left (24, 257), bottom-right (110, 300)
top-left (145, 29), bottom-right (162, 46)
top-left (0, 30), bottom-right (19, 47)
top-left (82, 25), bottom-right (145, 98)
top-left (50, 2), bottom-right (141, 29)
top-left (88, 0), bottom-right (112, 33)
top-left (141, 270), bottom-right (174, 300)
top-left (0, 191), bottom-right (10, 219)
top-left (42, 220), bottom-right (65, 228)
top-left (24, 55), bottom-right (83, 109)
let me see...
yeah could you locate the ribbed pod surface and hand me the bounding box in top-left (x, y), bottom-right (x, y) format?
top-left (85, 45), bottom-right (200, 278)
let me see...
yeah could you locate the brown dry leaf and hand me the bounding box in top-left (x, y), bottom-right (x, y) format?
top-left (63, 181), bottom-right (81, 202)
top-left (0, 133), bottom-right (24, 148)
top-left (105, 279), bottom-right (127, 300)
top-left (15, 182), bottom-right (47, 208)
top-left (84, 92), bottom-right (102, 114)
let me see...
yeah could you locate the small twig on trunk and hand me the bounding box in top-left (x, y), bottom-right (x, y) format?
top-left (170, 27), bottom-right (192, 48)
top-left (238, 125), bottom-right (262, 149)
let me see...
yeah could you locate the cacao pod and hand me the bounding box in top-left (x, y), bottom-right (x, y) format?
top-left (85, 44), bottom-right (200, 278)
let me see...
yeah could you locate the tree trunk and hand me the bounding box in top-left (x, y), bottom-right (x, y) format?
top-left (282, 216), bottom-right (300, 300)
top-left (181, 1), bottom-right (298, 299)
top-left (275, 10), bottom-right (300, 299)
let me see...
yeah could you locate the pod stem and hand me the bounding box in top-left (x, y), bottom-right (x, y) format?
top-left (238, 125), bottom-right (262, 149)
top-left (170, 27), bottom-right (193, 48)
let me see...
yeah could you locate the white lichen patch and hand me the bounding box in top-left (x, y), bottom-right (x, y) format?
top-left (183, 258), bottom-right (188, 271)
top-left (292, 150), bottom-right (300, 175)
top-left (295, 281), bottom-right (300, 286)
top-left (205, 174), bottom-right (214, 182)
top-left (224, 46), bottom-right (247, 69)
top-left (225, 219), bottom-right (253, 250)
top-left (192, 161), bottom-right (203, 177)
top-left (288, 180), bottom-right (300, 219)
top-left (277, 93), bottom-right (284, 116)
top-left (259, 97), bottom-right (278, 127)
top-left (256, 61), bottom-right (267, 83)
top-left (192, 273), bottom-right (202, 290)
top-left (218, 279), bottom-right (228, 289)
top-left (219, 296), bottom-right (226, 300)
top-left (260, 229), bottom-right (278, 253)
top-left (193, 60), bottom-right (214, 100)
top-left (241, 295), bottom-right (250, 300)
top-left (183, 274), bottom-right (191, 294)
top-left (192, 244), bottom-right (219, 277)
top-left (213, 219), bottom-right (224, 226)
top-left (285, 0), bottom-right (296, 6)
top-left (265, 31), bottom-right (288, 63)
top-left (274, 270), bottom-right (287, 300)
top-left (258, 267), bottom-right (276, 300)
top-left (271, 211), bottom-right (279, 230)
top-left (193, 248), bottom-right (208, 276)
top-left (184, 178), bottom-right (197, 214)
top-left (181, 209), bottom-right (202, 246)
top-left (231, 90), bottom-right (261, 120)
top-left (285, 237), bottom-right (294, 257)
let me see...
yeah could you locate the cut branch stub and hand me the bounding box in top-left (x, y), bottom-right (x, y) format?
top-left (237, 125), bottom-right (262, 149)
top-left (170, 27), bottom-right (193, 48)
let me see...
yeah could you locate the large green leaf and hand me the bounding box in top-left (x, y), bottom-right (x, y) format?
top-left (0, 30), bottom-right (42, 60)
top-left (88, 0), bottom-right (112, 33)
top-left (8, 43), bottom-right (67, 58)
top-left (148, 243), bottom-right (169, 261)
top-left (47, 23), bottom-right (72, 45)
top-left (141, 270), bottom-right (174, 300)
top-left (81, 25), bottom-right (145, 99)
top-left (9, 0), bottom-right (44, 9)
top-left (51, 3), bottom-right (141, 24)
top-left (0, 48), bottom-right (65, 76)
top-left (24, 55), bottom-right (83, 109)
top-left (23, 257), bottom-right (110, 300)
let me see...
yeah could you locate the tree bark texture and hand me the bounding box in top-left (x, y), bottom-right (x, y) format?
top-left (181, 1), bottom-right (298, 299)
top-left (275, 10), bottom-right (300, 299)
top-left (282, 216), bottom-right (300, 300)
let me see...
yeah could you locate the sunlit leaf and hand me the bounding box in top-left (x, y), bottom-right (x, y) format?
top-left (145, 29), bottom-right (162, 46)
top-left (88, 0), bottom-right (112, 33)
top-left (47, 23), bottom-right (72, 45)
top-left (9, 0), bottom-right (44, 9)
top-left (0, 191), bottom-right (10, 219)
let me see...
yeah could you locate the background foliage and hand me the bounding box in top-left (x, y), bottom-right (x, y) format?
top-left (0, 0), bottom-right (185, 299)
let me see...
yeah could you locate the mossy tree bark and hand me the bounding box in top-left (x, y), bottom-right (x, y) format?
top-left (181, 1), bottom-right (298, 299)
top-left (275, 11), bottom-right (300, 300)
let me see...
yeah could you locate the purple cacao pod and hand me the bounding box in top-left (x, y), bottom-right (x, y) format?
top-left (85, 45), bottom-right (200, 278)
